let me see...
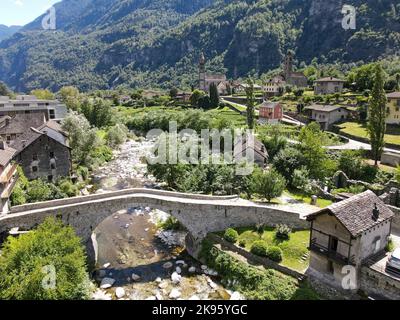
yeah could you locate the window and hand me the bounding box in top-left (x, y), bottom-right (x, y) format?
top-left (330, 237), bottom-right (339, 252)
top-left (6, 135), bottom-right (11, 142)
top-left (49, 109), bottom-right (55, 119)
top-left (32, 166), bottom-right (38, 173)
top-left (32, 153), bottom-right (38, 161)
top-left (49, 151), bottom-right (55, 159)
top-left (50, 162), bottom-right (56, 170)
top-left (373, 236), bottom-right (381, 253)
top-left (48, 175), bottom-right (53, 182)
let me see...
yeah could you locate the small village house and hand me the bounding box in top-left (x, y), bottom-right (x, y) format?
top-left (11, 122), bottom-right (71, 181)
top-left (263, 76), bottom-right (285, 98)
top-left (306, 191), bottom-right (394, 291)
top-left (314, 77), bottom-right (346, 95)
top-left (304, 104), bottom-right (349, 130)
top-left (386, 92), bottom-right (400, 125)
top-left (0, 113), bottom-right (46, 144)
top-left (233, 135), bottom-right (268, 168)
top-left (258, 101), bottom-right (283, 124)
top-left (0, 141), bottom-right (18, 214)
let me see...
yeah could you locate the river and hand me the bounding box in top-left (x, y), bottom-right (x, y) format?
top-left (90, 138), bottom-right (233, 300)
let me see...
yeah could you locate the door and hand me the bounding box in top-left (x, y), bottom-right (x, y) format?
top-left (330, 237), bottom-right (339, 252)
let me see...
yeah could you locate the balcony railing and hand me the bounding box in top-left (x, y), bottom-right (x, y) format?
top-left (309, 239), bottom-right (356, 266)
top-left (0, 163), bottom-right (18, 184)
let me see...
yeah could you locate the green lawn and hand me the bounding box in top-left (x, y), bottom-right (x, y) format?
top-left (284, 190), bottom-right (333, 208)
top-left (235, 227), bottom-right (310, 272)
top-left (338, 122), bottom-right (400, 146)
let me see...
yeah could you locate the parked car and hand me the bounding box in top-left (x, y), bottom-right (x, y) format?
top-left (387, 248), bottom-right (400, 272)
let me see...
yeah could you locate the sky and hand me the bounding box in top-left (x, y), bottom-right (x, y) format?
top-left (1, 0), bottom-right (60, 26)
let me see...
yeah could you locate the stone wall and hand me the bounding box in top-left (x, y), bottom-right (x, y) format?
top-left (14, 134), bottom-right (71, 180)
top-left (360, 266), bottom-right (400, 300)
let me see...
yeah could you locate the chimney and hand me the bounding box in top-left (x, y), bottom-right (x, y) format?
top-left (0, 140), bottom-right (7, 150)
top-left (372, 203), bottom-right (380, 221)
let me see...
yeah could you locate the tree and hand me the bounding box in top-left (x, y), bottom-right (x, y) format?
top-left (0, 217), bottom-right (90, 300)
top-left (367, 64), bottom-right (387, 166)
top-left (251, 168), bottom-right (286, 202)
top-left (61, 112), bottom-right (102, 166)
top-left (169, 87), bottom-right (178, 98)
top-left (198, 95), bottom-right (212, 109)
top-left (81, 98), bottom-right (114, 128)
top-left (396, 73), bottom-right (400, 91)
top-left (209, 83), bottom-right (220, 108)
top-left (106, 123), bottom-right (129, 148)
top-left (30, 89), bottom-right (54, 100)
top-left (58, 86), bottom-right (80, 111)
top-left (245, 78), bottom-right (256, 130)
top-left (189, 89), bottom-right (205, 108)
top-left (273, 147), bottom-right (305, 184)
top-left (0, 81), bottom-right (10, 96)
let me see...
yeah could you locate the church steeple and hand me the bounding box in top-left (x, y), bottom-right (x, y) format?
top-left (199, 52), bottom-right (206, 91)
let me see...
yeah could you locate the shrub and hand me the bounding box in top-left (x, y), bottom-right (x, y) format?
top-left (0, 217), bottom-right (90, 300)
top-left (275, 224), bottom-right (292, 240)
top-left (159, 216), bottom-right (182, 231)
top-left (224, 228), bottom-right (239, 243)
top-left (386, 237), bottom-right (395, 252)
top-left (267, 246), bottom-right (283, 262)
top-left (250, 241), bottom-right (268, 257)
top-left (239, 239), bottom-right (246, 248)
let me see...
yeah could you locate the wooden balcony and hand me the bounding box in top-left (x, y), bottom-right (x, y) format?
top-left (309, 239), bottom-right (356, 266)
top-left (0, 172), bottom-right (19, 199)
top-left (0, 163), bottom-right (18, 184)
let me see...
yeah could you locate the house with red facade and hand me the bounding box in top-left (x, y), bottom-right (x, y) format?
top-left (258, 101), bottom-right (283, 124)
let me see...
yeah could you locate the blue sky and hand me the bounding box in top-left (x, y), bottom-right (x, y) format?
top-left (1, 0), bottom-right (60, 26)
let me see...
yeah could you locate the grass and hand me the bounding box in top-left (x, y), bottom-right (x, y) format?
top-left (234, 226), bottom-right (310, 272)
top-left (284, 190), bottom-right (333, 208)
top-left (338, 122), bottom-right (400, 146)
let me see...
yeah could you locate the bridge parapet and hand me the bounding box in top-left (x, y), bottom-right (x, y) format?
top-left (10, 188), bottom-right (239, 214)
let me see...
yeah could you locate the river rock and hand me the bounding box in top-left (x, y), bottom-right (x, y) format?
top-left (176, 260), bottom-right (185, 265)
top-left (155, 277), bottom-right (162, 283)
top-left (189, 295), bottom-right (200, 300)
top-left (131, 273), bottom-right (141, 281)
top-left (189, 267), bottom-right (196, 273)
top-left (230, 292), bottom-right (245, 300)
top-left (171, 272), bottom-right (182, 284)
top-left (115, 287), bottom-right (125, 299)
top-left (145, 296), bottom-right (157, 300)
top-left (169, 288), bottom-right (182, 299)
top-left (176, 266), bottom-right (182, 274)
top-left (100, 277), bottom-right (115, 289)
top-left (92, 289), bottom-right (112, 300)
top-left (98, 269), bottom-right (106, 278)
top-left (103, 263), bottom-right (111, 269)
top-left (201, 265), bottom-right (208, 270)
top-left (158, 282), bottom-right (169, 289)
top-left (163, 262), bottom-right (173, 269)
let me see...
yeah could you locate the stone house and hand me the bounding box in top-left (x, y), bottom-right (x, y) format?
top-left (0, 113), bottom-right (46, 144)
top-left (304, 104), bottom-right (349, 130)
top-left (258, 101), bottom-right (283, 124)
top-left (386, 92), bottom-right (400, 125)
top-left (306, 191), bottom-right (394, 291)
top-left (233, 135), bottom-right (268, 168)
top-left (11, 122), bottom-right (71, 181)
top-left (314, 77), bottom-right (346, 95)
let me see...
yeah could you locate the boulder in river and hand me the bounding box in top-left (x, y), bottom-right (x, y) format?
top-left (162, 262), bottom-right (173, 269)
top-left (171, 272), bottom-right (182, 284)
top-left (169, 288), bottom-right (182, 299)
top-left (100, 277), bottom-right (115, 289)
top-left (131, 273), bottom-right (141, 281)
top-left (115, 287), bottom-right (126, 299)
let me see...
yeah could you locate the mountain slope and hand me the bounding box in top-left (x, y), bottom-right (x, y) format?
top-left (0, 25), bottom-right (21, 42)
top-left (0, 0), bottom-right (399, 92)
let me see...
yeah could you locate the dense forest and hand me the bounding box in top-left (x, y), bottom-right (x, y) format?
top-left (0, 0), bottom-right (399, 91)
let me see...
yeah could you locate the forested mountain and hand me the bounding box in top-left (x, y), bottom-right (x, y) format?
top-left (0, 0), bottom-right (399, 92)
top-left (0, 25), bottom-right (21, 42)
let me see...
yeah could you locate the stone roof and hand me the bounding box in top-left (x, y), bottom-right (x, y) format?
top-left (387, 92), bottom-right (400, 99)
top-left (0, 113), bottom-right (46, 135)
top-left (0, 143), bottom-right (16, 167)
top-left (315, 77), bottom-right (346, 83)
top-left (259, 101), bottom-right (280, 109)
top-left (307, 190), bottom-right (394, 237)
top-left (304, 104), bottom-right (343, 113)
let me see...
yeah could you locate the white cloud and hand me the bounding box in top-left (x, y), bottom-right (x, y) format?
top-left (14, 0), bottom-right (23, 7)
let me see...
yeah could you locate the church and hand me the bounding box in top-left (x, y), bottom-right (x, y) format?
top-left (198, 53), bottom-right (227, 92)
top-left (281, 51), bottom-right (308, 88)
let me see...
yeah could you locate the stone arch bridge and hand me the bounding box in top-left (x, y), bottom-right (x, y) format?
top-left (0, 188), bottom-right (310, 263)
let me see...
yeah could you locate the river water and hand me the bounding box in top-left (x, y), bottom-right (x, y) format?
top-left (90, 138), bottom-right (232, 300)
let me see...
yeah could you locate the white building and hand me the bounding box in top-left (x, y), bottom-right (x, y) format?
top-left (304, 104), bottom-right (349, 130)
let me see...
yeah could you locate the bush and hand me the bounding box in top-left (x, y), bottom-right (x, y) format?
top-left (275, 224), bottom-right (292, 240)
top-left (224, 228), bottom-right (239, 243)
top-left (0, 217), bottom-right (90, 300)
top-left (386, 237), bottom-right (395, 252)
top-left (250, 241), bottom-right (268, 257)
top-left (158, 216), bottom-right (182, 231)
top-left (267, 246), bottom-right (283, 263)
